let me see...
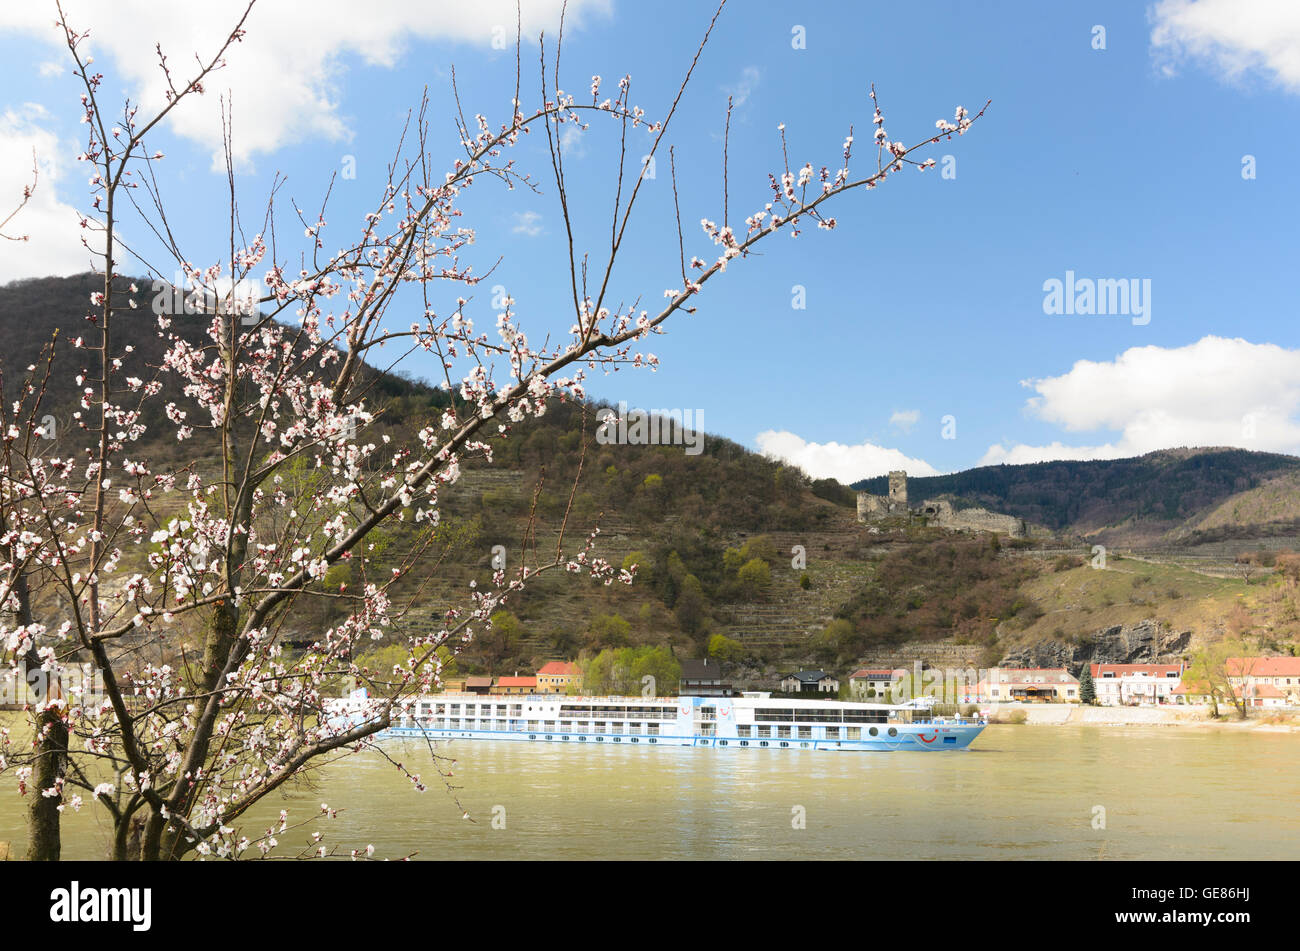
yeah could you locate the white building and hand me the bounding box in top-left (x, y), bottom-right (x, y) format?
top-left (1089, 663), bottom-right (1185, 706)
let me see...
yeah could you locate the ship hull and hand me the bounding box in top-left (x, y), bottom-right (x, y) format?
top-left (376, 722), bottom-right (984, 751)
top-left (328, 692), bottom-right (985, 751)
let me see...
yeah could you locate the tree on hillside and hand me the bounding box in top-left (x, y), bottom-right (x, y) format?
top-left (585, 613), bottom-right (632, 650)
top-left (0, 0), bottom-right (987, 860)
top-left (1234, 552), bottom-right (1261, 585)
top-left (736, 558), bottom-right (772, 600)
top-left (707, 632), bottom-right (744, 662)
top-left (673, 574), bottom-right (708, 635)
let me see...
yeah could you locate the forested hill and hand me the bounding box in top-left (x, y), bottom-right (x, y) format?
top-left (854, 448), bottom-right (1300, 542)
top-left (0, 273), bottom-right (427, 446)
top-left (3, 273), bottom-right (1297, 680)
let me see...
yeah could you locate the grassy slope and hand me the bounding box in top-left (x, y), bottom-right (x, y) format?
top-left (1004, 554), bottom-right (1298, 650)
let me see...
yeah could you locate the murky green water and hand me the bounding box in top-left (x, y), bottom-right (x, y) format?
top-left (3, 726), bottom-right (1297, 860)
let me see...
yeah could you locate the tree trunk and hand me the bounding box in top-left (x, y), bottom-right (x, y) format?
top-left (26, 707), bottom-right (68, 861)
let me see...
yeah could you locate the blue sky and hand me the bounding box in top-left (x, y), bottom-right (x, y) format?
top-left (2, 0), bottom-right (1299, 482)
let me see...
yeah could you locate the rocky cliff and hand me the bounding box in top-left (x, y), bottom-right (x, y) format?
top-left (998, 620), bottom-right (1193, 676)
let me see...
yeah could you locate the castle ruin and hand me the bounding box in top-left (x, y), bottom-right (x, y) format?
top-left (856, 469), bottom-right (910, 519)
top-left (857, 471), bottom-right (1027, 538)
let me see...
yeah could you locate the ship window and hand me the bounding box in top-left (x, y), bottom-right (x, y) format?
top-left (869, 726), bottom-right (879, 737)
top-left (944, 736), bottom-right (957, 745)
top-left (740, 741), bottom-right (749, 747)
top-left (797, 726), bottom-right (811, 739)
top-left (647, 724), bottom-right (659, 735)
top-left (757, 726), bottom-right (771, 738)
top-left (777, 726), bottom-right (791, 739)
top-left (888, 727), bottom-right (898, 737)
top-left (847, 727), bottom-right (861, 740)
top-left (737, 725), bottom-right (752, 738)
top-left (825, 726), bottom-right (840, 739)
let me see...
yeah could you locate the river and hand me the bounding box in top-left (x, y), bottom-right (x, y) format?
top-left (2, 725), bottom-right (1296, 860)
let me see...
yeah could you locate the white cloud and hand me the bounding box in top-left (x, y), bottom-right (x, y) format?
top-left (977, 442), bottom-right (1128, 467)
top-left (723, 65), bottom-right (760, 108)
top-left (0, 105), bottom-right (97, 283)
top-left (1150, 0), bottom-right (1300, 92)
top-left (0, 0), bottom-right (611, 167)
top-left (755, 430), bottom-right (939, 483)
top-left (511, 211), bottom-right (543, 237)
top-left (889, 409), bottom-right (920, 433)
top-left (979, 336), bottom-right (1300, 466)
top-left (559, 125), bottom-right (586, 158)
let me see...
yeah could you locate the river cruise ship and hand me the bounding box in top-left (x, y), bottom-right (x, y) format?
top-left (329, 691), bottom-right (985, 751)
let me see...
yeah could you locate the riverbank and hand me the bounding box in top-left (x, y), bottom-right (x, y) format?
top-left (987, 702), bottom-right (1300, 730)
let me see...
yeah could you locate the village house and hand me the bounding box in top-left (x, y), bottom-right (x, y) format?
top-left (1227, 656), bottom-right (1300, 705)
top-left (679, 658), bottom-right (733, 697)
top-left (1174, 656), bottom-right (1300, 708)
top-left (780, 669), bottom-right (839, 694)
top-left (1236, 683), bottom-right (1289, 708)
top-left (1089, 663), bottom-right (1186, 706)
top-left (464, 675), bottom-right (493, 695)
top-left (535, 661), bottom-right (582, 694)
top-left (848, 668), bottom-right (903, 699)
top-left (491, 675), bottom-right (537, 695)
top-left (979, 667), bottom-right (1079, 703)
top-left (1172, 679), bottom-right (1289, 709)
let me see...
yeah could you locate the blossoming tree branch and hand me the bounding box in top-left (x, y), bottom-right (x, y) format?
top-left (0, 0), bottom-right (985, 860)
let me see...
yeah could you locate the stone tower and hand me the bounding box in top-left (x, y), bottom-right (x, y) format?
top-left (887, 470), bottom-right (908, 509)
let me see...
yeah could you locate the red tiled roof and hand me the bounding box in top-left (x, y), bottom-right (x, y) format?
top-left (495, 676), bottom-right (537, 688)
top-left (1091, 663), bottom-right (1185, 677)
top-left (1226, 656), bottom-right (1300, 677)
top-left (849, 668), bottom-right (902, 679)
top-left (537, 661), bottom-right (580, 676)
